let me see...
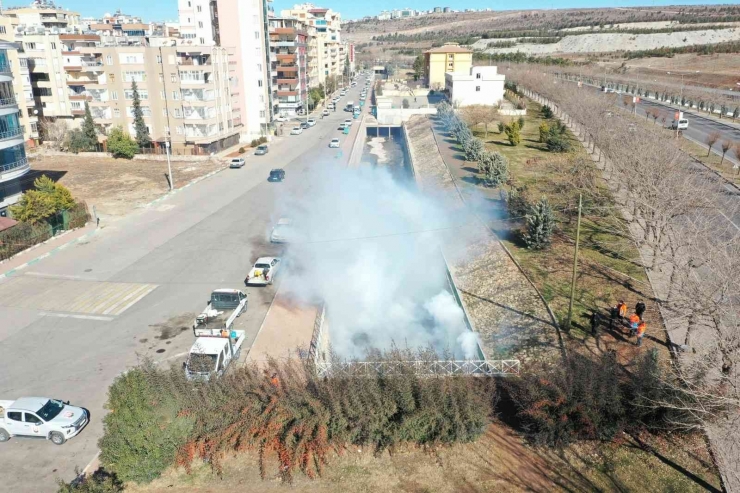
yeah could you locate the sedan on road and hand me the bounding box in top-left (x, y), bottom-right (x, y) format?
top-left (229, 158), bottom-right (245, 168)
top-left (322, 109), bottom-right (330, 117)
top-left (290, 127), bottom-right (303, 135)
top-left (254, 145), bottom-right (268, 156)
top-left (300, 122), bottom-right (310, 130)
top-left (270, 217), bottom-right (293, 243)
top-left (268, 168), bottom-right (285, 182)
top-left (245, 257), bottom-right (281, 286)
top-left (307, 118), bottom-right (317, 127)
top-left (344, 119), bottom-right (353, 127)
top-left (329, 138), bottom-right (340, 148)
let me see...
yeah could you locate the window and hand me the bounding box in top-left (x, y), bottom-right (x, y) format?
top-left (127, 106), bottom-right (151, 117)
top-left (256, 63), bottom-right (261, 71)
top-left (30, 122), bottom-right (38, 132)
top-left (254, 31), bottom-right (259, 39)
top-left (476, 72), bottom-right (481, 79)
top-left (25, 42), bottom-right (36, 50)
top-left (156, 55), bottom-right (162, 64)
top-left (124, 89), bottom-right (148, 100)
top-left (187, 0), bottom-right (191, 5)
top-left (475, 86), bottom-right (480, 92)
top-left (7, 411), bottom-right (22, 422)
top-left (106, 55), bottom-right (113, 65)
top-left (162, 108), bottom-right (168, 116)
top-left (111, 91), bottom-right (118, 100)
top-left (257, 79), bottom-right (262, 87)
top-left (172, 91), bottom-right (180, 100)
top-left (200, 37), bottom-right (205, 44)
top-left (50, 42), bottom-right (56, 50)
top-left (160, 90), bottom-right (166, 98)
top-left (174, 108), bottom-right (182, 117)
top-left (120, 54), bottom-right (144, 65)
top-left (123, 71), bottom-right (145, 82)
top-left (197, 5), bottom-right (202, 11)
top-left (0, 26), bottom-right (6, 34)
top-left (170, 74), bottom-right (176, 82)
top-left (259, 110), bottom-right (265, 118)
top-left (176, 125), bottom-right (183, 134)
top-left (24, 413), bottom-right (42, 424)
top-left (159, 74), bottom-right (163, 82)
top-left (198, 21), bottom-right (203, 28)
top-left (114, 108), bottom-right (120, 117)
top-left (109, 73), bottom-right (115, 82)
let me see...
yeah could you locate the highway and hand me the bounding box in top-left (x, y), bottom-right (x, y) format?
top-left (0, 82), bottom-right (367, 491)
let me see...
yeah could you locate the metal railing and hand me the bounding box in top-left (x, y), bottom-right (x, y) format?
top-left (0, 63), bottom-right (11, 75)
top-left (0, 97), bottom-right (16, 107)
top-left (0, 127), bottom-right (23, 140)
top-left (315, 359), bottom-right (520, 378)
top-left (307, 303), bottom-right (326, 364)
top-left (1, 156), bottom-right (29, 173)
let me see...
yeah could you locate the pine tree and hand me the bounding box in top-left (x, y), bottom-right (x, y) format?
top-left (82, 101), bottom-right (97, 149)
top-left (478, 151), bottom-right (509, 188)
top-left (131, 81), bottom-right (150, 149)
top-left (523, 198), bottom-right (555, 250)
top-left (463, 137), bottom-right (485, 162)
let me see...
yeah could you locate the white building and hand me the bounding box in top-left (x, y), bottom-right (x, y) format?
top-left (445, 66), bottom-right (505, 108)
top-left (177, 0), bottom-right (219, 45)
top-left (377, 11), bottom-right (391, 21)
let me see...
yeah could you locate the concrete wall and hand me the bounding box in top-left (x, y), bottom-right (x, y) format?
top-left (375, 107), bottom-right (437, 125)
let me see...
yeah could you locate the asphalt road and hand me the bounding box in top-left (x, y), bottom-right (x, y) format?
top-left (0, 82), bottom-right (367, 492)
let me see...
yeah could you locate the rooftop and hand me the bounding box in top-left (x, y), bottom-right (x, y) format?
top-left (425, 43), bottom-right (473, 54)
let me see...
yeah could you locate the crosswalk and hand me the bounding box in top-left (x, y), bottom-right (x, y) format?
top-left (0, 275), bottom-right (158, 317)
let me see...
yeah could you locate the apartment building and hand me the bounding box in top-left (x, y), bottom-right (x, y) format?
top-left (177, 0), bottom-right (219, 46)
top-left (72, 45), bottom-right (238, 153)
top-left (0, 41), bottom-right (30, 215)
top-left (424, 43), bottom-right (472, 89)
top-left (1, 1), bottom-right (80, 30)
top-left (280, 4), bottom-right (343, 86)
top-left (268, 17), bottom-right (308, 117)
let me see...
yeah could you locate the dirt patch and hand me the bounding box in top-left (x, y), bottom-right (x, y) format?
top-left (27, 154), bottom-right (225, 217)
top-left (149, 314), bottom-right (196, 340)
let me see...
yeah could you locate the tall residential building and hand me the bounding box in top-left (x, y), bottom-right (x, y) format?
top-left (1, 1), bottom-right (80, 30)
top-left (268, 16), bottom-right (308, 117)
top-left (215, 0), bottom-right (271, 138)
top-left (0, 41), bottom-right (30, 215)
top-left (424, 43), bottom-right (472, 89)
top-left (280, 4), bottom-right (342, 86)
top-left (73, 45), bottom-right (239, 153)
top-left (177, 0), bottom-right (219, 46)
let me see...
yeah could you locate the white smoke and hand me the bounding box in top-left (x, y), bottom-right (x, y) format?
top-left (278, 161), bottom-right (480, 360)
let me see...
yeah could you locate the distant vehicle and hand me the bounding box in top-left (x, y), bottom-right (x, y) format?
top-left (230, 158), bottom-right (245, 168)
top-left (290, 126), bottom-right (303, 135)
top-left (327, 103), bottom-right (335, 110)
top-left (270, 217), bottom-right (293, 243)
top-left (274, 114), bottom-right (289, 122)
top-left (268, 168), bottom-right (285, 182)
top-left (340, 91), bottom-right (346, 96)
top-left (345, 101), bottom-right (354, 111)
top-left (193, 289), bottom-right (248, 331)
top-left (344, 119), bottom-right (353, 127)
top-left (329, 138), bottom-right (340, 148)
top-left (0, 398), bottom-right (88, 445)
top-left (245, 257), bottom-right (281, 286)
top-left (322, 109), bottom-right (330, 117)
top-left (300, 122), bottom-right (310, 130)
top-left (338, 122), bottom-right (347, 130)
top-left (296, 108), bottom-right (306, 116)
top-left (254, 145), bottom-right (268, 156)
top-left (670, 118), bottom-right (689, 130)
top-left (307, 118), bottom-right (317, 127)
top-left (360, 95), bottom-right (366, 101)
top-left (351, 82), bottom-right (357, 87)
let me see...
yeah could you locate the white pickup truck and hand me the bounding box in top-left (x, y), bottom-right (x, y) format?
top-left (0, 398), bottom-right (88, 445)
top-left (193, 288), bottom-right (248, 331)
top-left (184, 327), bottom-right (246, 381)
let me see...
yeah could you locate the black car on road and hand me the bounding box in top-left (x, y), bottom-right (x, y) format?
top-left (268, 169), bottom-right (285, 182)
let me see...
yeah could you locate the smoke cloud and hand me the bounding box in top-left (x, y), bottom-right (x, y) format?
top-left (277, 161), bottom-right (481, 360)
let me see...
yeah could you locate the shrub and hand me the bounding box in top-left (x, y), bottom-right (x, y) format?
top-left (497, 121), bottom-right (505, 133)
top-left (538, 122), bottom-right (550, 143)
top-left (504, 121), bottom-right (521, 146)
top-left (522, 198), bottom-right (555, 249)
top-left (250, 139), bottom-right (260, 147)
top-left (98, 364), bottom-right (194, 484)
top-left (238, 147), bottom-right (245, 153)
top-left (10, 175), bottom-right (76, 224)
top-left (541, 105), bottom-right (553, 118)
top-left (259, 136), bottom-right (268, 144)
top-left (463, 137), bottom-right (485, 162)
top-left (478, 151), bottom-right (509, 187)
top-left (402, 98), bottom-right (410, 109)
top-left (0, 220), bottom-right (51, 261)
top-left (506, 186), bottom-right (529, 218)
top-left (66, 128), bottom-right (93, 153)
top-left (106, 127), bottom-right (139, 159)
top-left (546, 134), bottom-right (572, 153)
top-left (57, 469), bottom-right (123, 493)
top-left (517, 116), bottom-right (525, 130)
top-left (505, 352), bottom-right (625, 447)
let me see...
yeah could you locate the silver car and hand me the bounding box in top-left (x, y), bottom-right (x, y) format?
top-left (230, 158), bottom-right (245, 168)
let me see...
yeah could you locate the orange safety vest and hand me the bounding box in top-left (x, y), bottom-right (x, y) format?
top-left (618, 303), bottom-right (627, 317)
top-left (637, 322), bottom-right (646, 336)
top-left (629, 314), bottom-right (640, 325)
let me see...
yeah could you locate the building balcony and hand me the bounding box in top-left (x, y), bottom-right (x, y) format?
top-left (0, 157), bottom-right (30, 181)
top-left (0, 63), bottom-right (12, 76)
top-left (0, 97), bottom-right (16, 108)
top-left (81, 60), bottom-right (104, 70)
top-left (276, 65), bottom-right (298, 72)
top-left (277, 90), bottom-right (298, 97)
top-left (0, 128), bottom-right (24, 141)
top-left (71, 108), bottom-right (85, 116)
top-left (276, 53), bottom-right (296, 61)
top-left (277, 78), bottom-right (298, 85)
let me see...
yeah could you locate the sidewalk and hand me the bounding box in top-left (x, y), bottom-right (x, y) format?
top-left (0, 222), bottom-right (97, 279)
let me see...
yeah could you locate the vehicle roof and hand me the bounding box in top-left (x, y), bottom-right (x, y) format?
top-left (191, 337), bottom-right (228, 354)
top-left (331, 138), bottom-right (340, 141)
top-left (271, 168), bottom-right (284, 172)
top-left (213, 288), bottom-right (241, 294)
top-left (230, 157), bottom-right (244, 161)
top-left (277, 217), bottom-right (291, 225)
top-left (257, 144), bottom-right (268, 147)
top-left (255, 257), bottom-right (277, 264)
top-left (10, 397), bottom-right (49, 412)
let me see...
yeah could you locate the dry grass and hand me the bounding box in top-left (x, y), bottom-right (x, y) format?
top-left (26, 154), bottom-right (225, 217)
top-left (127, 423), bottom-right (720, 493)
top-left (677, 134), bottom-right (740, 185)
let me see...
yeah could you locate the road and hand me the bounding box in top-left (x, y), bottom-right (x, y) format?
top-left (0, 81), bottom-right (367, 492)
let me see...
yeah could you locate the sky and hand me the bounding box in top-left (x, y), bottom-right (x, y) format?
top-left (2, 0), bottom-right (734, 23)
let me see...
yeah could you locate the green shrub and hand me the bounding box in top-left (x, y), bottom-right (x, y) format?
top-left (541, 105), bottom-right (553, 119)
top-left (0, 221), bottom-right (52, 261)
top-left (522, 198), bottom-right (555, 249)
top-left (402, 98), bottom-right (410, 109)
top-left (546, 134), bottom-right (572, 153)
top-left (478, 151), bottom-right (509, 187)
top-left (506, 186), bottom-right (530, 218)
top-left (250, 139), bottom-right (260, 147)
top-left (238, 147), bottom-right (245, 153)
top-left (463, 138), bottom-right (485, 162)
top-left (538, 122), bottom-right (550, 143)
top-left (517, 116), bottom-right (525, 130)
top-left (106, 127), bottom-right (139, 159)
top-left (259, 136), bottom-right (268, 144)
top-left (497, 121), bottom-right (505, 133)
top-left (57, 469), bottom-right (123, 493)
top-left (504, 121), bottom-right (521, 146)
top-left (98, 364), bottom-right (193, 484)
top-left (10, 175), bottom-right (76, 224)
top-left (66, 128), bottom-right (94, 153)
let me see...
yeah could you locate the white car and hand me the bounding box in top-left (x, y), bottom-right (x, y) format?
top-left (274, 114), bottom-right (289, 122)
top-left (340, 91), bottom-right (346, 96)
top-left (290, 126), bottom-right (303, 135)
top-left (229, 158), bottom-right (245, 168)
top-left (270, 217), bottom-right (294, 243)
top-left (322, 109), bottom-right (330, 117)
top-left (329, 138), bottom-right (340, 148)
top-left (245, 257), bottom-right (281, 286)
top-left (344, 119), bottom-right (352, 127)
top-left (327, 103), bottom-right (335, 110)
top-left (0, 397), bottom-right (88, 445)
top-left (307, 118), bottom-right (317, 127)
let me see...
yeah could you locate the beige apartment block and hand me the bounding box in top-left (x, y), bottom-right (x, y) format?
top-left (1, 3), bottom-right (80, 30)
top-left (76, 45), bottom-right (238, 153)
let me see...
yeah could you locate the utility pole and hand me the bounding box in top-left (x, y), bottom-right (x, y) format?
top-left (566, 194), bottom-right (583, 332)
top-left (165, 140), bottom-right (173, 191)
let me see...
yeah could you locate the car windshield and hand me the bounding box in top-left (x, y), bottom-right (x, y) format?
top-left (231, 159), bottom-right (242, 162)
top-left (255, 263), bottom-right (271, 269)
top-left (36, 399), bottom-right (64, 421)
top-left (187, 354), bottom-right (217, 373)
top-left (257, 146), bottom-right (267, 151)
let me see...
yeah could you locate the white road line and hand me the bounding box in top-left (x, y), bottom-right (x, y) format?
top-left (105, 284), bottom-right (158, 316)
top-left (39, 312), bottom-right (115, 321)
top-left (23, 272), bottom-right (98, 281)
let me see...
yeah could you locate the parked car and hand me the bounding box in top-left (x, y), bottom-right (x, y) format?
top-left (329, 138), bottom-right (340, 148)
top-left (300, 122), bottom-right (310, 130)
top-left (274, 114), bottom-right (288, 122)
top-left (290, 127), bottom-right (303, 135)
top-left (0, 398), bottom-right (88, 445)
top-left (230, 158), bottom-right (245, 168)
top-left (327, 103), bottom-right (335, 110)
top-left (344, 119), bottom-right (353, 127)
top-left (268, 168), bottom-right (285, 182)
top-left (307, 118), bottom-right (317, 127)
top-left (338, 122), bottom-right (346, 130)
top-left (322, 109), bottom-right (330, 117)
top-left (245, 257), bottom-right (281, 286)
top-left (254, 145), bottom-right (268, 156)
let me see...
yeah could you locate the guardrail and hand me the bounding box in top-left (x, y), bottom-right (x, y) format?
top-left (307, 302), bottom-right (326, 364)
top-left (0, 97), bottom-right (16, 107)
top-left (0, 127), bottom-right (23, 140)
top-left (1, 156), bottom-right (28, 173)
top-left (315, 359), bottom-right (520, 378)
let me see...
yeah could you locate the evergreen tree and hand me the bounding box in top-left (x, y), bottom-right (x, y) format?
top-left (82, 101), bottom-right (97, 149)
top-left (504, 121), bottom-right (521, 146)
top-left (523, 198), bottom-right (555, 250)
top-left (130, 81), bottom-right (150, 149)
top-left (478, 151), bottom-right (509, 188)
top-left (463, 137), bottom-right (485, 162)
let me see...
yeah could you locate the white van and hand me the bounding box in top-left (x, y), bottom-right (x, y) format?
top-left (670, 118), bottom-right (689, 130)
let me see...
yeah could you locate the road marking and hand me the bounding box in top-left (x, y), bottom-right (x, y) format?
top-left (23, 272), bottom-right (97, 281)
top-left (39, 312), bottom-right (115, 321)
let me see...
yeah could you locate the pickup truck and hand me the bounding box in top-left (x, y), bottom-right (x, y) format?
top-left (184, 327), bottom-right (246, 381)
top-left (193, 289), bottom-right (248, 331)
top-left (0, 398), bottom-right (88, 445)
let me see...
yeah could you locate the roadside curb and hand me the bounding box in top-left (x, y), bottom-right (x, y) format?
top-left (0, 227), bottom-right (98, 281)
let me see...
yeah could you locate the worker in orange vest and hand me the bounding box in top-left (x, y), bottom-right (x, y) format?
top-left (629, 313), bottom-right (640, 337)
top-left (636, 321), bottom-right (647, 346)
top-left (617, 301), bottom-right (628, 320)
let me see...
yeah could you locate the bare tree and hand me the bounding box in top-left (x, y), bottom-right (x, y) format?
top-left (705, 131), bottom-right (721, 157)
top-left (720, 140), bottom-right (732, 166)
top-left (40, 118), bottom-right (69, 149)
